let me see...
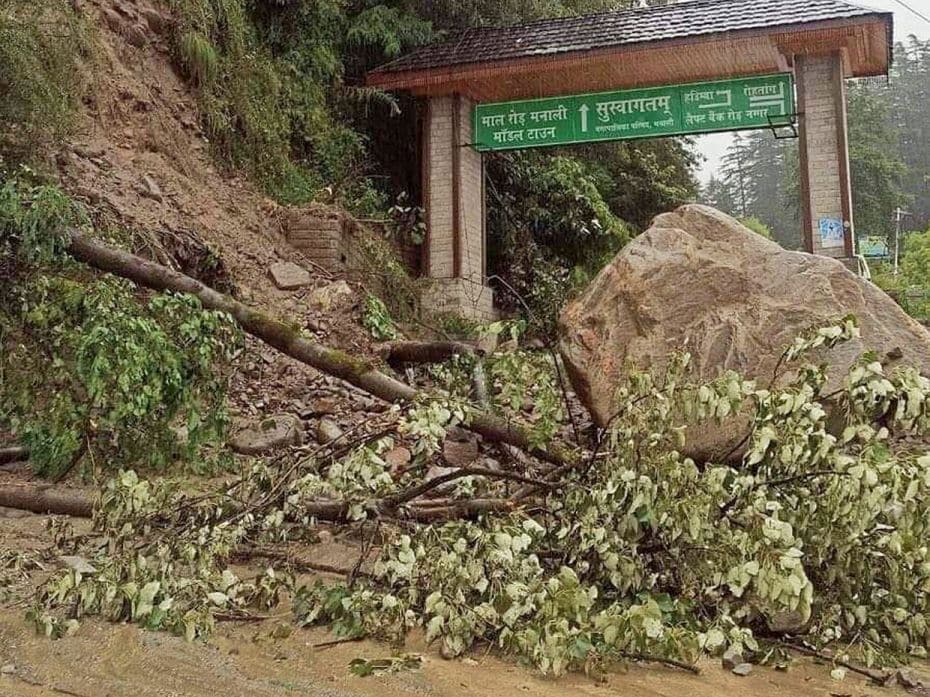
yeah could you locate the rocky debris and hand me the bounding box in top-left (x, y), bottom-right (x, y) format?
top-left (269, 262), bottom-right (312, 290)
top-left (140, 174), bottom-right (163, 202)
top-left (721, 647), bottom-right (743, 670)
top-left (315, 418), bottom-right (344, 445)
top-left (476, 329), bottom-right (499, 355)
top-left (559, 204), bottom-right (930, 461)
top-left (731, 663), bottom-right (753, 677)
top-left (308, 280), bottom-right (353, 312)
top-left (229, 414), bottom-right (302, 455)
top-left (1, 664), bottom-right (15, 676)
top-left (123, 22), bottom-right (149, 48)
top-left (498, 339), bottom-right (519, 353)
top-left (102, 8), bottom-right (123, 33)
top-left (894, 668), bottom-right (923, 690)
top-left (139, 6), bottom-right (172, 35)
top-left (766, 609), bottom-right (808, 635)
top-left (102, 7), bottom-right (149, 48)
top-left (443, 429), bottom-right (480, 467)
top-left (298, 396), bottom-right (340, 419)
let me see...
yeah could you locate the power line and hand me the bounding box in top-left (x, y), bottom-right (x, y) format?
top-left (890, 0), bottom-right (930, 26)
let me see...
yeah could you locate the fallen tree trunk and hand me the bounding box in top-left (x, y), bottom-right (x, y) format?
top-left (375, 340), bottom-right (476, 365)
top-left (0, 484), bottom-right (515, 523)
top-left (0, 446), bottom-right (29, 465)
top-left (65, 230), bottom-right (578, 467)
top-left (0, 484), bottom-right (94, 517)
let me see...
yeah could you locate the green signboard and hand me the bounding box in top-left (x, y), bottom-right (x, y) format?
top-left (473, 73), bottom-right (794, 151)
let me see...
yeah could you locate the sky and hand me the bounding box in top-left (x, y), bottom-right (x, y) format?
top-left (694, 0), bottom-right (930, 185)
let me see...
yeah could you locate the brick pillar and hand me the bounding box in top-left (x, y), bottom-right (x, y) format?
top-left (421, 95), bottom-right (495, 321)
top-left (796, 52), bottom-right (854, 258)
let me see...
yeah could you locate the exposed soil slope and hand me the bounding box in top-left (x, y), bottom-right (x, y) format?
top-left (53, 0), bottom-right (379, 421)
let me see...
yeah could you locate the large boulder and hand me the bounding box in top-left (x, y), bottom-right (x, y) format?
top-left (559, 205), bottom-right (930, 461)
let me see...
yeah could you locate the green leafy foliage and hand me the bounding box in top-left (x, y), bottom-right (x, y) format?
top-left (0, 179), bottom-right (240, 476)
top-left (872, 228), bottom-right (930, 322)
top-left (31, 318), bottom-right (930, 678)
top-left (362, 294), bottom-right (399, 341)
top-left (487, 152), bottom-right (633, 334)
top-left (163, 0), bottom-right (431, 208)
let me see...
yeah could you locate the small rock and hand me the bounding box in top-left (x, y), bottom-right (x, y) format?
top-left (139, 6), bottom-right (171, 34)
top-left (306, 397), bottom-right (339, 416)
top-left (61, 555), bottom-right (97, 574)
top-left (269, 262), bottom-right (311, 290)
top-left (721, 647), bottom-right (743, 670)
top-left (479, 457), bottom-right (502, 471)
top-left (498, 339), bottom-right (519, 353)
top-left (1, 664), bottom-right (14, 675)
top-left (445, 426), bottom-right (472, 443)
top-left (461, 657), bottom-right (479, 666)
top-left (123, 22), bottom-right (149, 48)
top-left (443, 438), bottom-right (479, 467)
top-left (102, 8), bottom-right (122, 32)
top-left (731, 663), bottom-right (753, 677)
top-left (308, 280), bottom-right (353, 312)
top-left (72, 186), bottom-right (102, 204)
top-left (140, 174), bottom-right (163, 202)
top-left (895, 668), bottom-right (923, 690)
top-left (315, 418), bottom-right (344, 445)
top-left (316, 530), bottom-right (334, 544)
top-left (228, 414), bottom-right (302, 455)
top-left (766, 609), bottom-right (808, 634)
top-left (384, 446), bottom-right (412, 473)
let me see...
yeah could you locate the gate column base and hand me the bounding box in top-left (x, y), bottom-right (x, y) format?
top-left (422, 279), bottom-right (497, 323)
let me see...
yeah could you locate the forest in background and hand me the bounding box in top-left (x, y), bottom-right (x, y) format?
top-left (703, 38), bottom-right (930, 246)
top-left (702, 37), bottom-right (930, 321)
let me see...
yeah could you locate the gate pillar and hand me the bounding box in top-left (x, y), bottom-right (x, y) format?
top-left (421, 95), bottom-right (496, 321)
top-left (796, 51), bottom-right (855, 258)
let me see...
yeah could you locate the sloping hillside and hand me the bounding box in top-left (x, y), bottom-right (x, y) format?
top-left (55, 0), bottom-right (383, 421)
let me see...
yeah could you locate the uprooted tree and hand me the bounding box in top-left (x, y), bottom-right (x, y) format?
top-left (3, 182), bottom-right (930, 680)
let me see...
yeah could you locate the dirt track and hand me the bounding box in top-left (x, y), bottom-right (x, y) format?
top-left (1, 607), bottom-right (923, 697)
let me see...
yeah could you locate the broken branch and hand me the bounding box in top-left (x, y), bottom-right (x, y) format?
top-left (375, 339), bottom-right (476, 365)
top-left (64, 230), bottom-right (578, 469)
top-left (0, 484), bottom-right (94, 517)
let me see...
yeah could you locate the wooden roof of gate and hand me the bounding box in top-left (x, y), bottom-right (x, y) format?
top-left (367, 0), bottom-right (893, 102)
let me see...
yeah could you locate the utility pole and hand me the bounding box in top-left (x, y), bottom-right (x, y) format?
top-left (893, 207), bottom-right (911, 274)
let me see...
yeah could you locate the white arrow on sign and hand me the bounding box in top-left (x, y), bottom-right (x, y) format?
top-left (579, 103), bottom-right (589, 133)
